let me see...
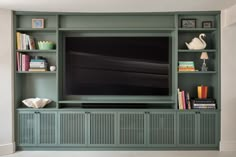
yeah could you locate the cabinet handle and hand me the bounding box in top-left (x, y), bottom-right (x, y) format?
top-left (195, 111), bottom-right (201, 114)
top-left (85, 112), bottom-right (90, 114)
top-left (34, 111), bottom-right (40, 114)
top-left (145, 112), bottom-right (150, 114)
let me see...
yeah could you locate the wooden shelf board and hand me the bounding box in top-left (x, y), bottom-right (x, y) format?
top-left (59, 27), bottom-right (176, 31)
top-left (178, 49), bottom-right (216, 53)
top-left (178, 28), bottom-right (217, 32)
top-left (16, 71), bottom-right (56, 74)
top-left (178, 71), bottom-right (216, 74)
top-left (59, 100), bottom-right (176, 104)
top-left (16, 50), bottom-right (56, 53)
top-left (16, 28), bottom-right (57, 31)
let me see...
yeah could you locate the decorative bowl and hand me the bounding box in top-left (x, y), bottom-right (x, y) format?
top-left (38, 41), bottom-right (54, 50)
top-left (22, 98), bottom-right (52, 108)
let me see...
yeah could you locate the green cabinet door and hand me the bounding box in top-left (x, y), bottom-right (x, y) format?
top-left (148, 111), bottom-right (176, 147)
top-left (177, 112), bottom-right (198, 146)
top-left (199, 111), bottom-right (219, 147)
top-left (17, 111), bottom-right (37, 146)
top-left (88, 112), bottom-right (116, 146)
top-left (59, 112), bottom-right (86, 146)
top-left (38, 112), bottom-right (57, 145)
top-left (17, 111), bottom-right (57, 146)
top-left (177, 111), bottom-right (219, 148)
top-left (118, 112), bottom-right (146, 146)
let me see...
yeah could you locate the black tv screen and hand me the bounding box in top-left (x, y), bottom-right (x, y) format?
top-left (65, 37), bottom-right (170, 95)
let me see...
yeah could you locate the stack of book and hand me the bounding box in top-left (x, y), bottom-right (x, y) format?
top-left (191, 98), bottom-right (216, 109)
top-left (16, 32), bottom-right (35, 50)
top-left (16, 52), bottom-right (30, 71)
top-left (178, 61), bottom-right (195, 72)
top-left (29, 58), bottom-right (48, 72)
top-left (177, 88), bottom-right (191, 110)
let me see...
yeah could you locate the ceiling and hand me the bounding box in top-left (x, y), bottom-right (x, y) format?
top-left (0, 0), bottom-right (236, 12)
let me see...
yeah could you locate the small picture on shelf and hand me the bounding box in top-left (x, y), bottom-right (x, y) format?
top-left (32, 18), bottom-right (44, 28)
top-left (181, 19), bottom-right (196, 28)
top-left (202, 21), bottom-right (213, 28)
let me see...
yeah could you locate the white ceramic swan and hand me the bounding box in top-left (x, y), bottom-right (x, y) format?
top-left (185, 33), bottom-right (207, 50)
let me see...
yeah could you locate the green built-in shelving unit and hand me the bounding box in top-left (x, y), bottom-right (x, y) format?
top-left (14, 11), bottom-right (221, 150)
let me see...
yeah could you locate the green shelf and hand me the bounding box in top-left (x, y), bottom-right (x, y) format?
top-left (16, 71), bottom-right (56, 74)
top-left (59, 100), bottom-right (176, 104)
top-left (16, 28), bottom-right (57, 32)
top-left (178, 71), bottom-right (216, 74)
top-left (178, 28), bottom-right (217, 32)
top-left (178, 49), bottom-right (216, 53)
top-left (16, 50), bottom-right (56, 53)
top-left (59, 27), bottom-right (176, 31)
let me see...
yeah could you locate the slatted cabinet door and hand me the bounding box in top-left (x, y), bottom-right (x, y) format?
top-left (177, 112), bottom-right (198, 146)
top-left (89, 112), bottom-right (116, 146)
top-left (118, 112), bottom-right (146, 146)
top-left (59, 112), bottom-right (86, 146)
top-left (17, 111), bottom-right (37, 146)
top-left (148, 112), bottom-right (176, 147)
top-left (38, 112), bottom-right (57, 145)
top-left (199, 111), bottom-right (219, 147)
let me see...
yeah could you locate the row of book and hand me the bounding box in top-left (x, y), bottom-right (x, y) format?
top-left (178, 88), bottom-right (216, 110)
top-left (16, 52), bottom-right (48, 72)
top-left (178, 61), bottom-right (195, 72)
top-left (177, 89), bottom-right (191, 110)
top-left (16, 32), bottom-right (36, 50)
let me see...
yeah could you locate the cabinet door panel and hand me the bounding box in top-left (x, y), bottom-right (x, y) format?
top-left (178, 112), bottom-right (197, 146)
top-left (17, 112), bottom-right (36, 146)
top-left (59, 112), bottom-right (86, 145)
top-left (39, 112), bottom-right (57, 145)
top-left (89, 112), bottom-right (115, 145)
top-left (119, 113), bottom-right (145, 145)
top-left (149, 112), bottom-right (176, 146)
top-left (199, 112), bottom-right (218, 146)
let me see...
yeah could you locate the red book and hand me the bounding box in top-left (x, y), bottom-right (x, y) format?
top-left (22, 54), bottom-right (30, 71)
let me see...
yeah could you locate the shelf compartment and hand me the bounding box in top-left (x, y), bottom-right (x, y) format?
top-left (58, 27), bottom-right (175, 31)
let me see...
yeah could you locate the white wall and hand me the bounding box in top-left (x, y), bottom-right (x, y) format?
top-left (220, 7), bottom-right (236, 151)
top-left (0, 9), bottom-right (14, 155)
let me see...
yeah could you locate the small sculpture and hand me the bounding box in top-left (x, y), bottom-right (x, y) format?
top-left (185, 33), bottom-right (207, 50)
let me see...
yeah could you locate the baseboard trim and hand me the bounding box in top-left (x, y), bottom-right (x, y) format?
top-left (220, 141), bottom-right (236, 151)
top-left (0, 142), bottom-right (15, 155)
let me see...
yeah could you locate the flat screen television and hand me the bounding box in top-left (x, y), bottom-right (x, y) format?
top-left (65, 37), bottom-right (170, 95)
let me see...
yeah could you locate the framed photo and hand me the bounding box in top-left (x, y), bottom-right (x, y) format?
top-left (32, 19), bottom-right (44, 28)
top-left (202, 21), bottom-right (212, 28)
top-left (181, 19), bottom-right (196, 28)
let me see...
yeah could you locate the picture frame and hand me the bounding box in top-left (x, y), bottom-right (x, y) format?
top-left (202, 21), bottom-right (213, 28)
top-left (181, 19), bottom-right (196, 28)
top-left (32, 19), bottom-right (44, 28)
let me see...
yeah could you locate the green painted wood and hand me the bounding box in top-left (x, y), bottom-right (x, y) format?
top-left (16, 71), bottom-right (56, 74)
top-left (60, 15), bottom-right (175, 29)
top-left (14, 11), bottom-right (220, 150)
top-left (58, 100), bottom-right (175, 104)
top-left (177, 112), bottom-right (198, 147)
top-left (178, 71), bottom-right (216, 74)
top-left (118, 112), bottom-right (146, 146)
top-left (88, 112), bottom-right (116, 146)
top-left (16, 50), bottom-right (56, 53)
top-left (147, 111), bottom-right (176, 147)
top-left (58, 111), bottom-right (86, 146)
top-left (178, 49), bottom-right (216, 53)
